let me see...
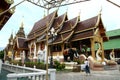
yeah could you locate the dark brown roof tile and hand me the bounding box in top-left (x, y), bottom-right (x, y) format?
top-left (52, 12), bottom-right (68, 30)
top-left (28, 10), bottom-right (57, 39)
top-left (17, 37), bottom-right (28, 49)
top-left (75, 16), bottom-right (98, 33)
top-left (60, 16), bottom-right (79, 33)
top-left (71, 30), bottom-right (94, 41)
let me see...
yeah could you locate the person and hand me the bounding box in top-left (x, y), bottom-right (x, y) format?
top-left (84, 58), bottom-right (90, 75)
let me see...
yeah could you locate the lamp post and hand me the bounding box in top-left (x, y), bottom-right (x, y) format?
top-left (49, 27), bottom-right (57, 68)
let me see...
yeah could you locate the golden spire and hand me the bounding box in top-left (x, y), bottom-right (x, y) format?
top-left (21, 21), bottom-right (24, 28)
top-left (20, 16), bottom-right (24, 28)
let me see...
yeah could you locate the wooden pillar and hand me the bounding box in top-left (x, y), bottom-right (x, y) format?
top-left (61, 43), bottom-right (64, 62)
top-left (100, 38), bottom-right (105, 61)
top-left (90, 38), bottom-right (95, 59)
top-left (61, 43), bottom-right (64, 55)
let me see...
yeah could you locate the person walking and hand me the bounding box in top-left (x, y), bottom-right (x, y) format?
top-left (84, 58), bottom-right (90, 75)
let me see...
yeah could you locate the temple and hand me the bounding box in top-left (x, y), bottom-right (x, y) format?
top-left (4, 21), bottom-right (28, 61)
top-left (0, 0), bottom-right (14, 30)
top-left (4, 10), bottom-right (111, 69)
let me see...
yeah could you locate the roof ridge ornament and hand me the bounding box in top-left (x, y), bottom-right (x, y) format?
top-left (99, 6), bottom-right (102, 16)
top-left (78, 9), bottom-right (81, 21)
top-left (95, 7), bottom-right (102, 28)
top-left (9, 7), bottom-right (15, 14)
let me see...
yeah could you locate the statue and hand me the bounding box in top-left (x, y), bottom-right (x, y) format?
top-left (96, 43), bottom-right (102, 62)
top-left (110, 49), bottom-right (115, 61)
top-left (21, 51), bottom-right (25, 65)
top-left (37, 50), bottom-right (44, 62)
top-left (37, 42), bottom-right (47, 64)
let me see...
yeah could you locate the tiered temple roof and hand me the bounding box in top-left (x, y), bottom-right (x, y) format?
top-left (17, 37), bottom-right (28, 49)
top-left (27, 10), bottom-right (108, 45)
top-left (27, 10), bottom-right (58, 40)
top-left (0, 0), bottom-right (14, 30)
top-left (53, 16), bottom-right (80, 44)
top-left (11, 22), bottom-right (28, 50)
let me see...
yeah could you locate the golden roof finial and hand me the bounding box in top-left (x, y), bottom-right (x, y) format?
top-left (99, 6), bottom-right (102, 15)
top-left (78, 9), bottom-right (81, 21)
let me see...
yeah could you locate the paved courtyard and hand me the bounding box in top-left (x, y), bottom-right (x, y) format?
top-left (1, 65), bottom-right (120, 80)
top-left (56, 70), bottom-right (120, 80)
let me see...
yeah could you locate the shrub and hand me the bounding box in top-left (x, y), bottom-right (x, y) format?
top-left (54, 60), bottom-right (65, 71)
top-left (10, 60), bottom-right (19, 65)
top-left (25, 62), bottom-right (36, 68)
top-left (24, 62), bottom-right (46, 69)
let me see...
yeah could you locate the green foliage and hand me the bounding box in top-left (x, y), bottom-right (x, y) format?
top-left (10, 60), bottom-right (19, 65)
top-left (10, 60), bottom-right (46, 70)
top-left (18, 60), bottom-right (22, 66)
top-left (25, 62), bottom-right (46, 69)
top-left (0, 50), bottom-right (4, 59)
top-left (25, 62), bottom-right (35, 68)
top-left (54, 60), bottom-right (65, 71)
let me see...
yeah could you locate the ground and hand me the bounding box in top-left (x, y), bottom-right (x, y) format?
top-left (56, 69), bottom-right (120, 80)
top-left (1, 66), bottom-right (120, 80)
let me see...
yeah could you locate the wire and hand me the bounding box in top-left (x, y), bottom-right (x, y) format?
top-left (107, 0), bottom-right (120, 8)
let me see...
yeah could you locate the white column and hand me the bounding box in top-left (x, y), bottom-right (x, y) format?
top-left (33, 42), bottom-right (37, 59)
top-left (44, 45), bottom-right (47, 64)
top-left (49, 69), bottom-right (56, 80)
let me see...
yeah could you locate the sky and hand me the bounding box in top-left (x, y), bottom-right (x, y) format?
top-left (0, 0), bottom-right (120, 49)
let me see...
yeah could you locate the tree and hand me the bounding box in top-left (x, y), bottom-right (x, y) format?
top-left (0, 50), bottom-right (4, 59)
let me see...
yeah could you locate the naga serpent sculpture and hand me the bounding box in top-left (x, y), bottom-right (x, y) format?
top-left (110, 49), bottom-right (115, 61)
top-left (96, 43), bottom-right (102, 62)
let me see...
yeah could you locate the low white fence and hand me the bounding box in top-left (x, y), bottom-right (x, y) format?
top-left (2, 63), bottom-right (56, 80)
top-left (0, 59), bottom-right (2, 73)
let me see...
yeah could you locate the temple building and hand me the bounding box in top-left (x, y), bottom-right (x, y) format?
top-left (26, 10), bottom-right (108, 63)
top-left (13, 21), bottom-right (28, 61)
top-left (4, 10), bottom-right (109, 64)
top-left (4, 21), bottom-right (28, 61)
top-left (0, 0), bottom-right (14, 30)
top-left (4, 33), bottom-right (14, 61)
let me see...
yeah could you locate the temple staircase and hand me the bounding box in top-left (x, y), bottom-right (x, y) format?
top-left (104, 65), bottom-right (118, 70)
top-left (64, 62), bottom-right (77, 69)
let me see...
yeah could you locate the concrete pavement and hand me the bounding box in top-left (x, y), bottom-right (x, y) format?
top-left (56, 70), bottom-right (120, 80)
